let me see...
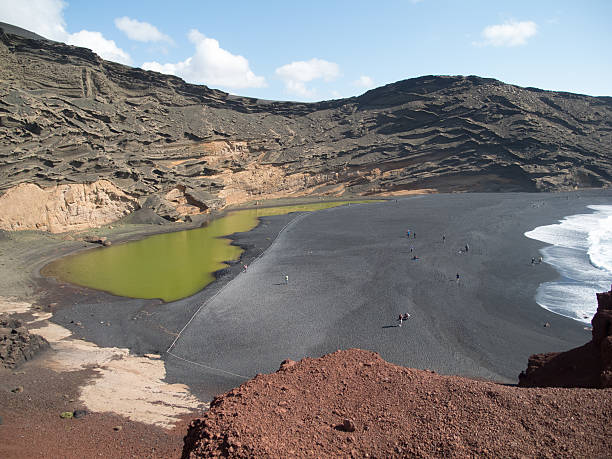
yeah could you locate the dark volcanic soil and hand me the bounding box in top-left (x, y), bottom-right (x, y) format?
top-left (183, 349), bottom-right (612, 458)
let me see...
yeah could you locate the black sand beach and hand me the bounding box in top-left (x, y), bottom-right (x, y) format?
top-left (25, 191), bottom-right (612, 400)
top-left (162, 191), bottom-right (610, 399)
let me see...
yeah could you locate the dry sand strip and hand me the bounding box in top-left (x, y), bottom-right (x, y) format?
top-left (166, 191), bottom-right (612, 400)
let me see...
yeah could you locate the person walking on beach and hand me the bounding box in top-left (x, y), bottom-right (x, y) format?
top-left (465, 244), bottom-right (469, 252)
top-left (456, 272), bottom-right (460, 282)
top-left (531, 257), bottom-right (536, 264)
top-left (242, 264), bottom-right (248, 272)
top-left (285, 275), bottom-right (289, 285)
top-left (406, 230), bottom-right (411, 238)
top-left (398, 314), bottom-right (403, 327)
top-left (442, 235), bottom-right (446, 243)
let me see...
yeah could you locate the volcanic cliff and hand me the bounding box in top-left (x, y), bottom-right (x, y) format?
top-left (519, 286), bottom-right (612, 388)
top-left (1, 24), bottom-right (611, 231)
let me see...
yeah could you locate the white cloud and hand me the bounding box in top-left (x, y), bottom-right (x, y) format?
top-left (353, 75), bottom-right (375, 88)
top-left (142, 29), bottom-right (265, 89)
top-left (476, 20), bottom-right (537, 47)
top-left (0, 0), bottom-right (131, 64)
top-left (0, 0), bottom-right (67, 41)
top-left (275, 58), bottom-right (340, 97)
top-left (114, 17), bottom-right (172, 43)
top-left (67, 30), bottom-right (131, 64)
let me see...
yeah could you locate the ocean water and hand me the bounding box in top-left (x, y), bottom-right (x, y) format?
top-left (524, 205), bottom-right (612, 324)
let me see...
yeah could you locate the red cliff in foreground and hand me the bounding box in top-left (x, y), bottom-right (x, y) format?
top-left (519, 287), bottom-right (612, 388)
top-left (182, 348), bottom-right (611, 458)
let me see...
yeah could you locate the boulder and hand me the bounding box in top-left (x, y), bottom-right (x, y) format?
top-left (279, 359), bottom-right (296, 371)
top-left (142, 194), bottom-right (181, 222)
top-left (338, 418), bottom-right (356, 432)
top-left (83, 235), bottom-right (107, 245)
top-left (0, 314), bottom-right (49, 368)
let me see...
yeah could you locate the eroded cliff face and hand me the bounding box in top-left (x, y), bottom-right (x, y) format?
top-left (0, 180), bottom-right (138, 232)
top-left (1, 26), bottom-right (611, 230)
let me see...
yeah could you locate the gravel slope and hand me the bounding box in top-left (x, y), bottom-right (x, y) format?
top-left (183, 349), bottom-right (612, 458)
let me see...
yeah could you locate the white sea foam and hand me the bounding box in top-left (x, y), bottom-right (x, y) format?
top-left (525, 205), bottom-right (612, 324)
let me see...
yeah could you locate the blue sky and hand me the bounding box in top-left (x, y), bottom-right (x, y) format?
top-left (1, 0), bottom-right (611, 100)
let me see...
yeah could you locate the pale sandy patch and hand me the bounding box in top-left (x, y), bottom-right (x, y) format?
top-left (308, 182), bottom-right (347, 196)
top-left (0, 298), bottom-right (33, 314)
top-left (81, 354), bottom-right (206, 428)
top-left (29, 320), bottom-right (71, 343)
top-left (22, 305), bottom-right (206, 428)
top-left (377, 188), bottom-right (437, 196)
top-left (29, 311), bottom-right (53, 323)
top-left (0, 298), bottom-right (54, 325)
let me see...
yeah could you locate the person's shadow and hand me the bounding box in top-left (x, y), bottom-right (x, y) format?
top-left (382, 324), bottom-right (401, 329)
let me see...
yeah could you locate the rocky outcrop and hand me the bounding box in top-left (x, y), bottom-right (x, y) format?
top-left (1, 25), bottom-right (611, 228)
top-left (142, 185), bottom-right (212, 222)
top-left (593, 288), bottom-right (612, 386)
top-left (182, 349), bottom-right (612, 458)
top-left (519, 287), bottom-right (612, 388)
top-left (0, 180), bottom-right (139, 233)
top-left (0, 313), bottom-right (49, 368)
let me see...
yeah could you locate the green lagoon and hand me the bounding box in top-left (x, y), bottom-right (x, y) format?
top-left (43, 201), bottom-right (375, 302)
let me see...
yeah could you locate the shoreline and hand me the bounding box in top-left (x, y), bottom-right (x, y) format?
top-left (525, 203), bottom-right (612, 325)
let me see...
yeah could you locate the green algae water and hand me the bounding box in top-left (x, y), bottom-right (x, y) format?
top-left (42, 201), bottom-right (375, 302)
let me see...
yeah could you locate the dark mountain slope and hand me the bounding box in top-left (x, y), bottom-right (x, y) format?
top-left (0, 22), bottom-right (48, 41)
top-left (0, 25), bottom-right (610, 229)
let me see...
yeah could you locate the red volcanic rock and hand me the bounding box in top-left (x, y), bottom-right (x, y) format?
top-left (182, 349), bottom-right (611, 458)
top-left (338, 418), bottom-right (356, 432)
top-left (279, 358), bottom-right (296, 370)
top-left (519, 287), bottom-right (612, 388)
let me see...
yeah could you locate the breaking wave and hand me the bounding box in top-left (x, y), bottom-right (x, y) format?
top-left (525, 205), bottom-right (612, 324)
